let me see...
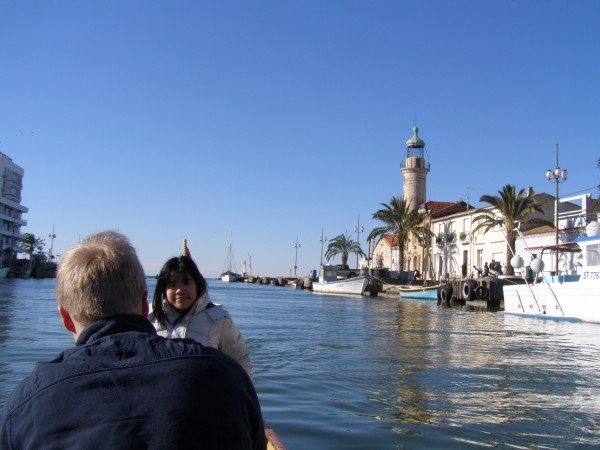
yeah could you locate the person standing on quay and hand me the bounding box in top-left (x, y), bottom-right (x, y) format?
top-left (0, 231), bottom-right (266, 450)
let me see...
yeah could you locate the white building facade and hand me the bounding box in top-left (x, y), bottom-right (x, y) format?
top-left (514, 193), bottom-right (596, 276)
top-left (0, 153), bottom-right (28, 267)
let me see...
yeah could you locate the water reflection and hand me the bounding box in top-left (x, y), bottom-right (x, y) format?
top-left (367, 299), bottom-right (600, 447)
top-left (0, 279), bottom-right (18, 346)
top-left (0, 279), bottom-right (18, 387)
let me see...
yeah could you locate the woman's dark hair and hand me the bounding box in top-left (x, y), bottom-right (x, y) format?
top-left (152, 256), bottom-right (208, 326)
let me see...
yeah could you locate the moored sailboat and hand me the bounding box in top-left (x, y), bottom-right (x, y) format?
top-left (220, 234), bottom-right (241, 283)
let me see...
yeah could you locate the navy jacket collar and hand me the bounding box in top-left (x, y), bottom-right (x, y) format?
top-left (76, 314), bottom-right (157, 346)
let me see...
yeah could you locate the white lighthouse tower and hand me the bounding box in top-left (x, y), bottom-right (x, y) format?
top-left (400, 126), bottom-right (430, 211)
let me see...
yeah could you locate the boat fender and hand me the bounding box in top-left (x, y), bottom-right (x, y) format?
top-left (440, 285), bottom-right (453, 302)
top-left (205, 304), bottom-right (230, 323)
top-left (475, 285), bottom-right (489, 300)
top-left (462, 281), bottom-right (476, 300)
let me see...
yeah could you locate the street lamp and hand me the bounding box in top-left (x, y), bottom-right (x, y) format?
top-left (546, 144), bottom-right (568, 275)
top-left (293, 237), bottom-right (301, 278)
top-left (418, 206), bottom-right (432, 284)
top-left (318, 228), bottom-right (327, 267)
top-left (354, 215), bottom-right (364, 269)
top-left (48, 225), bottom-right (56, 260)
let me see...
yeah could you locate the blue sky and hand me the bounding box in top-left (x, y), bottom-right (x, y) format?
top-left (1, 1), bottom-right (599, 278)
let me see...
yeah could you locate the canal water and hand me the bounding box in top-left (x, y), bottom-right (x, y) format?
top-left (1, 278), bottom-right (600, 449)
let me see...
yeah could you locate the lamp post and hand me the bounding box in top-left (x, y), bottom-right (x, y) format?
top-left (48, 225), bottom-right (56, 260)
top-left (418, 206), bottom-right (432, 284)
top-left (354, 215), bottom-right (364, 269)
top-left (318, 228), bottom-right (327, 267)
top-left (293, 237), bottom-right (301, 278)
top-left (546, 144), bottom-right (567, 275)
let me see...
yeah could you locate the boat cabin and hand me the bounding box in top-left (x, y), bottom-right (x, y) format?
top-left (319, 265), bottom-right (338, 283)
top-left (576, 234), bottom-right (600, 284)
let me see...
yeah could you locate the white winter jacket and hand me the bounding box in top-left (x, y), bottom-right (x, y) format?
top-left (149, 292), bottom-right (253, 378)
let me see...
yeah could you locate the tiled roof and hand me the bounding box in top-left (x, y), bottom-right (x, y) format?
top-left (383, 235), bottom-right (399, 247)
top-left (424, 201), bottom-right (455, 216)
top-left (421, 200), bottom-right (471, 218)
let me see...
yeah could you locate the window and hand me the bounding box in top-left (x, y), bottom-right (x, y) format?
top-left (587, 244), bottom-right (600, 267)
top-left (463, 218), bottom-right (470, 232)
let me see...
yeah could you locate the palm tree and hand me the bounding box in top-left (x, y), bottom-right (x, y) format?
top-left (325, 233), bottom-right (365, 266)
top-left (19, 233), bottom-right (45, 271)
top-left (20, 233), bottom-right (44, 258)
top-left (368, 196), bottom-right (422, 271)
top-left (472, 184), bottom-right (552, 275)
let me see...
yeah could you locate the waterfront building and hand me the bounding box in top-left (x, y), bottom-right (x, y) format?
top-left (0, 153), bottom-right (28, 267)
top-left (372, 235), bottom-right (399, 272)
top-left (371, 124), bottom-right (597, 280)
top-left (514, 192), bottom-right (596, 275)
top-left (423, 192), bottom-right (595, 280)
top-left (370, 200), bottom-right (465, 276)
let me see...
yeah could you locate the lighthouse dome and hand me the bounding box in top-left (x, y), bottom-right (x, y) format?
top-left (406, 126), bottom-right (425, 148)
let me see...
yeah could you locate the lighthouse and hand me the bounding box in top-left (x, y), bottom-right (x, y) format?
top-left (400, 126), bottom-right (430, 211)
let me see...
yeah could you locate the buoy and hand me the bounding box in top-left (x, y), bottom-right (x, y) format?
top-left (586, 221), bottom-right (600, 237)
top-left (530, 258), bottom-right (545, 273)
top-left (511, 255), bottom-right (524, 269)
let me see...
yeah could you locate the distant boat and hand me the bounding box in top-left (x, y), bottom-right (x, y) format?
top-left (311, 264), bottom-right (369, 296)
top-left (220, 270), bottom-right (240, 283)
top-left (220, 234), bottom-right (240, 283)
top-left (31, 261), bottom-right (57, 279)
top-left (0, 267), bottom-right (9, 278)
top-left (30, 253), bottom-right (57, 279)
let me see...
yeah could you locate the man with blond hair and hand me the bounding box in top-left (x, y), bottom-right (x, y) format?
top-left (0, 231), bottom-right (266, 449)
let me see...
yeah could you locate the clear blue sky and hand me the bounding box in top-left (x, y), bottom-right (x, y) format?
top-left (1, 1), bottom-right (598, 278)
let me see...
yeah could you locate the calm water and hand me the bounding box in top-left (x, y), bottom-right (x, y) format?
top-left (1, 278), bottom-right (600, 449)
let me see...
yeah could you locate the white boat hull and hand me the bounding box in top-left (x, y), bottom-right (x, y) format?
top-left (504, 282), bottom-right (600, 323)
top-left (312, 276), bottom-right (369, 296)
top-left (503, 228), bottom-right (600, 323)
top-left (221, 273), bottom-right (239, 283)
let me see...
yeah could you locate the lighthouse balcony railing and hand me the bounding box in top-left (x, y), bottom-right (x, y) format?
top-left (400, 158), bottom-right (430, 170)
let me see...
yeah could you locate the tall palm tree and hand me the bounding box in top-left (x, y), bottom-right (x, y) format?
top-left (472, 184), bottom-right (552, 275)
top-left (325, 233), bottom-right (365, 266)
top-left (19, 233), bottom-right (45, 270)
top-left (368, 196), bottom-right (422, 271)
top-left (20, 233), bottom-right (44, 258)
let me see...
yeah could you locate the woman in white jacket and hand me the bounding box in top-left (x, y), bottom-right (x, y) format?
top-left (149, 256), bottom-right (253, 378)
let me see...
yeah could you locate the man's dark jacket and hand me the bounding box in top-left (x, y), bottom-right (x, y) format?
top-left (0, 315), bottom-right (266, 450)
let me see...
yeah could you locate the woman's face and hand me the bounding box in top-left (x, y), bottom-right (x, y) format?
top-left (165, 271), bottom-right (198, 311)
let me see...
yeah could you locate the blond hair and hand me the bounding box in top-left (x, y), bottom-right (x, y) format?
top-left (56, 231), bottom-right (147, 325)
